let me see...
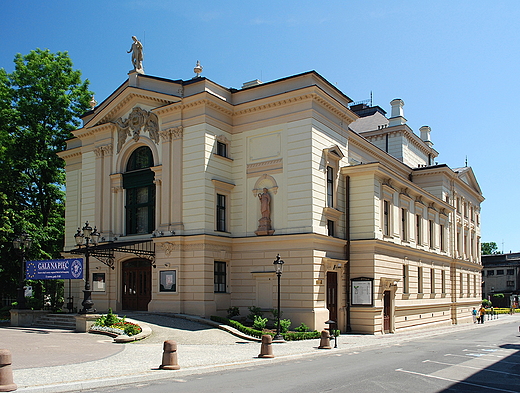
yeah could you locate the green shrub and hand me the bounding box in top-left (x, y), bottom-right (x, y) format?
top-left (279, 319), bottom-right (291, 333)
top-left (247, 306), bottom-right (263, 321)
top-left (123, 322), bottom-right (142, 336)
top-left (295, 322), bottom-right (309, 332)
top-left (227, 306), bottom-right (240, 319)
top-left (482, 299), bottom-right (492, 307)
top-left (105, 308), bottom-right (119, 326)
top-left (253, 315), bottom-right (268, 330)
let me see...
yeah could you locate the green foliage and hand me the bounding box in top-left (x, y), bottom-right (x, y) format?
top-left (492, 293), bottom-right (505, 298)
top-left (279, 318), bottom-right (291, 333)
top-left (210, 316), bottom-right (321, 341)
top-left (0, 49), bottom-right (92, 302)
top-left (481, 242), bottom-right (499, 255)
top-left (123, 322), bottom-right (142, 336)
top-left (271, 308), bottom-right (283, 320)
top-left (226, 306), bottom-right (240, 319)
top-left (105, 308), bottom-right (119, 326)
top-left (482, 299), bottom-right (492, 307)
top-left (247, 306), bottom-right (263, 321)
top-left (252, 315), bottom-right (268, 330)
top-left (294, 322), bottom-right (310, 332)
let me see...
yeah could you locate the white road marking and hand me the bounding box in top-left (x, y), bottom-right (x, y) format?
top-left (445, 353), bottom-right (519, 365)
top-left (396, 368), bottom-right (520, 393)
top-left (423, 360), bottom-right (520, 376)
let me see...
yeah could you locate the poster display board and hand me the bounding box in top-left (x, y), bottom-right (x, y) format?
top-left (351, 277), bottom-right (373, 306)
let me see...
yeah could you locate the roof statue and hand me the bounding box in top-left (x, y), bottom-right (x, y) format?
top-left (128, 36), bottom-right (144, 74)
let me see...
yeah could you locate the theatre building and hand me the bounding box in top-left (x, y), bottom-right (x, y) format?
top-left (60, 65), bottom-right (484, 334)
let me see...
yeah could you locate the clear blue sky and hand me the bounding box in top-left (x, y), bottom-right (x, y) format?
top-left (2, 1), bottom-right (519, 252)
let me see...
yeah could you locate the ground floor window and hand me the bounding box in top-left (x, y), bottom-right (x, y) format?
top-left (92, 272), bottom-right (106, 292)
top-left (214, 261), bottom-right (226, 293)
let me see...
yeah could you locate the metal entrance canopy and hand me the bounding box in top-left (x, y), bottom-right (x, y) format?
top-left (69, 239), bottom-right (155, 269)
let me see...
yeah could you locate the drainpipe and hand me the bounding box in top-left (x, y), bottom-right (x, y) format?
top-left (345, 175), bottom-right (352, 332)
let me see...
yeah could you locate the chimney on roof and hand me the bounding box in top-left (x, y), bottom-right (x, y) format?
top-left (242, 79), bottom-right (263, 89)
top-left (420, 126), bottom-right (433, 148)
top-left (388, 99), bottom-right (406, 126)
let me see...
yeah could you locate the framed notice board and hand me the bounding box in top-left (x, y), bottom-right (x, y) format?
top-left (351, 277), bottom-right (374, 306)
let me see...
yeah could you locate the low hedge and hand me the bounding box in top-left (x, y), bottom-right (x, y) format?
top-left (211, 315), bottom-right (321, 341)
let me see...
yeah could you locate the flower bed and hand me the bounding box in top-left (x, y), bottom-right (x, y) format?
top-left (90, 309), bottom-right (142, 337)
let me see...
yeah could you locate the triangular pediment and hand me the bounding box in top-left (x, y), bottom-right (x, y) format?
top-left (84, 80), bottom-right (181, 129)
top-left (454, 167), bottom-right (482, 195)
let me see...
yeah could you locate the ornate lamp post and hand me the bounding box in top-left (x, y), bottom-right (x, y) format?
top-left (273, 254), bottom-right (285, 341)
top-left (74, 222), bottom-right (100, 314)
top-left (12, 233), bottom-right (32, 309)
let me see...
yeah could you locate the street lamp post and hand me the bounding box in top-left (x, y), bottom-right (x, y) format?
top-left (74, 222), bottom-right (100, 314)
top-left (273, 254), bottom-right (285, 341)
top-left (12, 233), bottom-right (32, 309)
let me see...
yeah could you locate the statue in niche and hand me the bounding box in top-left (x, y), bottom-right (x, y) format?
top-left (128, 36), bottom-right (144, 74)
top-left (255, 188), bottom-right (274, 236)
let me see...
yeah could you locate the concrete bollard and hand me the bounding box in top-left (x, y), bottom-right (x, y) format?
top-left (318, 330), bottom-right (332, 349)
top-left (258, 334), bottom-right (274, 358)
top-left (159, 340), bottom-right (180, 370)
top-left (0, 349), bottom-right (17, 392)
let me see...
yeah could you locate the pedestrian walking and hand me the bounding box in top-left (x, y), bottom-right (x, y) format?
top-left (478, 305), bottom-right (485, 324)
top-left (472, 307), bottom-right (477, 323)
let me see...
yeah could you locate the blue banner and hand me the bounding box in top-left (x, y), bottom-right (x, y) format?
top-left (26, 258), bottom-right (84, 280)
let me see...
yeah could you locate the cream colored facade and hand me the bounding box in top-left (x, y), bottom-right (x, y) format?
top-left (60, 71), bottom-right (483, 334)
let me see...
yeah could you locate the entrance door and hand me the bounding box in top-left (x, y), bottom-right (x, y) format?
top-left (122, 259), bottom-right (152, 311)
top-left (326, 272), bottom-right (338, 329)
top-left (383, 290), bottom-right (391, 333)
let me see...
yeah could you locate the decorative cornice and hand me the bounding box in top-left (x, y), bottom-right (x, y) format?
top-left (247, 158), bottom-right (283, 176)
top-left (98, 92), bottom-right (171, 125)
top-left (158, 242), bottom-right (232, 256)
top-left (94, 145), bottom-right (113, 157)
top-left (160, 126), bottom-right (183, 141)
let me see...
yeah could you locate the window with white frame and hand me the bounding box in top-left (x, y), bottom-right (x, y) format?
top-left (326, 166), bottom-right (334, 208)
top-left (431, 268), bottom-right (435, 293)
top-left (383, 200), bottom-right (390, 236)
top-left (418, 266), bottom-right (423, 293)
top-left (403, 264), bottom-right (409, 294)
top-left (401, 208), bottom-right (407, 241)
top-left (416, 214), bottom-right (422, 245)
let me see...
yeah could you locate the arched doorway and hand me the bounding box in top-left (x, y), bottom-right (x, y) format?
top-left (122, 259), bottom-right (152, 311)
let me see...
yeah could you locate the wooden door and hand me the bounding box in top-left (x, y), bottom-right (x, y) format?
top-left (383, 290), bottom-right (391, 333)
top-left (327, 271), bottom-right (338, 329)
top-left (122, 259), bottom-right (152, 311)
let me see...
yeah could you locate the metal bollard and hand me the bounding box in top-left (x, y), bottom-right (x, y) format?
top-left (318, 330), bottom-right (332, 349)
top-left (0, 349), bottom-right (17, 392)
top-left (258, 334), bottom-right (274, 358)
top-left (159, 340), bottom-right (180, 370)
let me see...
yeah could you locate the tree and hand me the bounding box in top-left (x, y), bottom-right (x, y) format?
top-left (481, 242), bottom-right (499, 255)
top-left (0, 49), bottom-right (92, 307)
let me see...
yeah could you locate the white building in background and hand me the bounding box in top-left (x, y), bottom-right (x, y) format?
top-left (60, 67), bottom-right (484, 334)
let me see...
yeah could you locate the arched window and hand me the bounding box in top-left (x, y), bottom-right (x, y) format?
top-left (123, 146), bottom-right (155, 235)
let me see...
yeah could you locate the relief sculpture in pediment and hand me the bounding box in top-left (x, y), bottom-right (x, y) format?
top-left (114, 107), bottom-right (159, 153)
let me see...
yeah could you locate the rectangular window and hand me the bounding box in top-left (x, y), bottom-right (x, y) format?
top-left (431, 268), bottom-right (435, 294)
top-left (507, 269), bottom-right (515, 275)
top-left (429, 220), bottom-right (434, 248)
top-left (401, 208), bottom-right (407, 240)
top-left (403, 265), bottom-right (408, 294)
top-left (507, 281), bottom-right (514, 287)
top-left (416, 214), bottom-right (422, 245)
top-left (216, 141), bottom-right (227, 157)
top-left (466, 274), bottom-right (470, 295)
top-left (92, 273), bottom-right (106, 292)
top-left (327, 220), bottom-right (335, 237)
top-left (487, 270), bottom-right (494, 276)
top-left (440, 225), bottom-right (445, 251)
top-left (441, 270), bottom-right (446, 293)
top-left (216, 194), bottom-right (226, 232)
top-left (383, 200), bottom-right (390, 236)
top-left (497, 269), bottom-right (504, 275)
top-left (418, 267), bottom-right (423, 293)
top-left (214, 261), bottom-right (227, 293)
top-left (460, 273), bottom-right (463, 295)
top-left (326, 166), bottom-right (334, 207)
top-left (159, 270), bottom-right (177, 292)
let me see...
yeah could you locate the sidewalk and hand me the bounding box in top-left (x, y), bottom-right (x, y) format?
top-left (1, 313), bottom-right (517, 393)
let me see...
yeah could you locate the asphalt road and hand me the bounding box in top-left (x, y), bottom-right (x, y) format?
top-left (85, 319), bottom-right (520, 393)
